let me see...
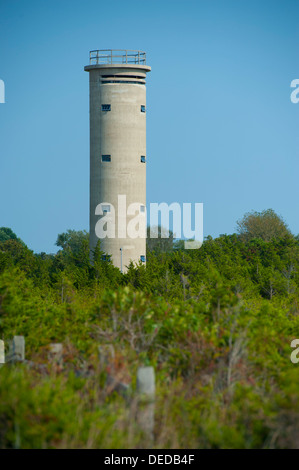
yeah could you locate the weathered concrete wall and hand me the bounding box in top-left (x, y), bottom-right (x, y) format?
top-left (85, 63), bottom-right (151, 271)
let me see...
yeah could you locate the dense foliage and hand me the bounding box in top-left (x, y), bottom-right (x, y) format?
top-left (1, 220), bottom-right (299, 448)
top-left (236, 208), bottom-right (292, 242)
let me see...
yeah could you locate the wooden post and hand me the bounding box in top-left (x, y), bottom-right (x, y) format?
top-left (7, 336), bottom-right (25, 363)
top-left (0, 340), bottom-right (5, 366)
top-left (48, 343), bottom-right (63, 367)
top-left (136, 366), bottom-right (155, 441)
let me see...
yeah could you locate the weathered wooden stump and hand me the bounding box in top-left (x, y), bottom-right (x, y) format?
top-left (48, 343), bottom-right (63, 367)
top-left (136, 366), bottom-right (155, 441)
top-left (0, 340), bottom-right (5, 366)
top-left (7, 336), bottom-right (25, 363)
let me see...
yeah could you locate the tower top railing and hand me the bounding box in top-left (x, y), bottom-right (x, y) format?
top-left (89, 49), bottom-right (146, 65)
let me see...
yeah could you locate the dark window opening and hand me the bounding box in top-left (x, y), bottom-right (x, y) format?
top-left (141, 105), bottom-right (146, 113)
top-left (102, 155), bottom-right (111, 162)
top-left (102, 204), bottom-right (111, 213)
top-left (140, 156), bottom-right (146, 163)
top-left (101, 104), bottom-right (111, 111)
top-left (101, 75), bottom-right (145, 79)
top-left (140, 255), bottom-right (146, 262)
top-left (101, 80), bottom-right (144, 85)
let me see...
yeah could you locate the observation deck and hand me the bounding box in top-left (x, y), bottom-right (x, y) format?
top-left (84, 50), bottom-right (151, 73)
top-left (89, 49), bottom-right (146, 65)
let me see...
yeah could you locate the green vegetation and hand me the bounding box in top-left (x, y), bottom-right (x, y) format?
top-left (236, 208), bottom-right (292, 242)
top-left (1, 210), bottom-right (299, 449)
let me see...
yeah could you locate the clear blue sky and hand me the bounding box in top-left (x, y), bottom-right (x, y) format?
top-left (0, 0), bottom-right (298, 253)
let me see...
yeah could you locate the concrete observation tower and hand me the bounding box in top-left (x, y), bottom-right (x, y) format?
top-left (84, 50), bottom-right (151, 272)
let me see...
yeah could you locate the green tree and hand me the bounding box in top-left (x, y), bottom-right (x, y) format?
top-left (0, 239), bottom-right (36, 275)
top-left (0, 227), bottom-right (25, 245)
top-left (56, 229), bottom-right (89, 254)
top-left (91, 240), bottom-right (123, 287)
top-left (236, 209), bottom-right (292, 242)
top-left (53, 230), bottom-right (90, 288)
top-left (146, 225), bottom-right (174, 253)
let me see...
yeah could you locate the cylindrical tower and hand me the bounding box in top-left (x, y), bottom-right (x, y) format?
top-left (85, 50), bottom-right (151, 272)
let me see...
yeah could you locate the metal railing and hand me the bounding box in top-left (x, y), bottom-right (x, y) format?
top-left (89, 49), bottom-right (146, 65)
